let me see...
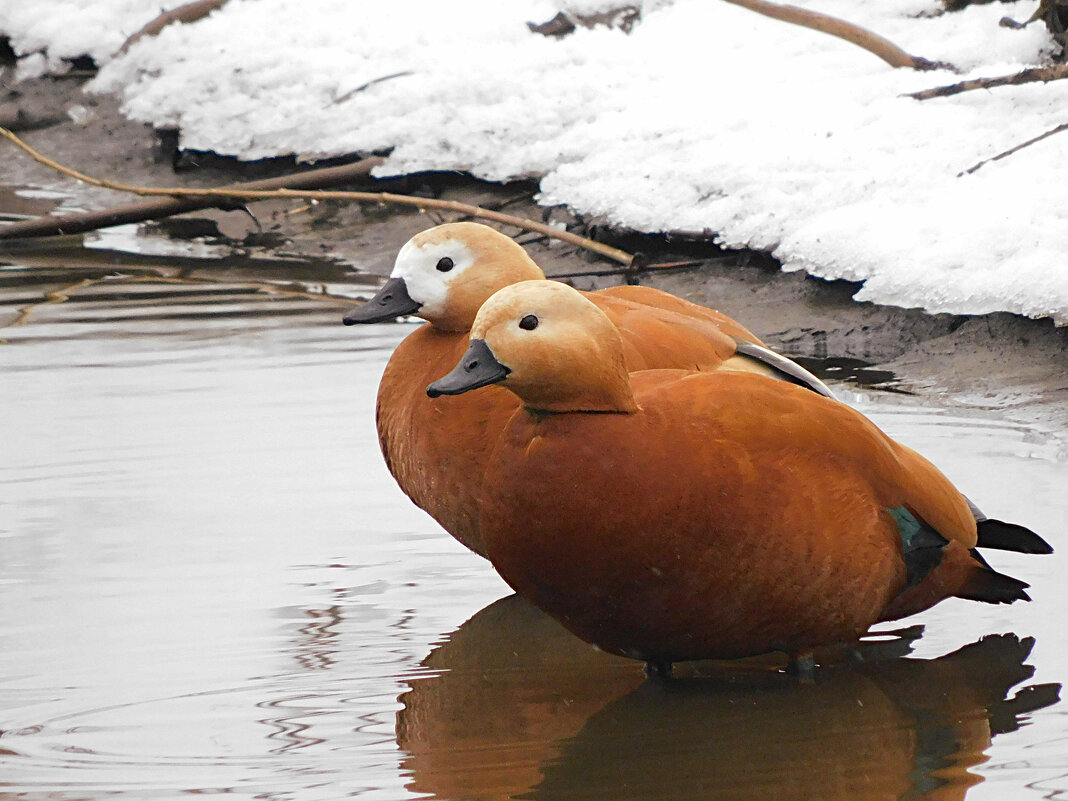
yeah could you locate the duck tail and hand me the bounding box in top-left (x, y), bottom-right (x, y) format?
top-left (957, 553), bottom-right (1032, 604)
top-left (975, 518), bottom-right (1054, 555)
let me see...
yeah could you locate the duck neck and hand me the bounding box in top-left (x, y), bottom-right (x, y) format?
top-left (519, 370), bottom-right (640, 415)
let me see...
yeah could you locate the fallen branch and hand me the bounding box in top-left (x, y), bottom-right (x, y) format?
top-left (0, 127), bottom-right (634, 265)
top-left (0, 132), bottom-right (386, 238)
top-left (117, 0), bottom-right (232, 56)
top-left (722, 0), bottom-right (952, 70)
top-left (958, 121), bottom-right (1068, 176)
top-left (907, 63), bottom-right (1068, 100)
top-left (550, 259), bottom-right (709, 280)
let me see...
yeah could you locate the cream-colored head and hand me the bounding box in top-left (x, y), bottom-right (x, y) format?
top-left (429, 280), bottom-right (638, 414)
top-left (390, 222), bottom-right (545, 331)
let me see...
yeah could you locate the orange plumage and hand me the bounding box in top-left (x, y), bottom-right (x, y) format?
top-left (346, 223), bottom-right (829, 556)
top-left (427, 281), bottom-right (1047, 668)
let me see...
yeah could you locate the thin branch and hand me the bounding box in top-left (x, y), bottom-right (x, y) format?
top-left (0, 130), bottom-right (386, 238)
top-left (117, 0), bottom-right (232, 56)
top-left (907, 63), bottom-right (1068, 100)
top-left (958, 122), bottom-right (1068, 176)
top-left (0, 126), bottom-right (634, 266)
top-left (332, 71), bottom-right (415, 105)
top-left (999, 0), bottom-right (1062, 31)
top-left (550, 260), bottom-right (706, 280)
top-left (721, 0), bottom-right (953, 70)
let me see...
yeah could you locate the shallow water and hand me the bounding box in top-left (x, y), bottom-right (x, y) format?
top-left (1, 225), bottom-right (1067, 800)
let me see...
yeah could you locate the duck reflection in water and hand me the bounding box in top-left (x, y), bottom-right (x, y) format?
top-left (397, 595), bottom-right (1059, 801)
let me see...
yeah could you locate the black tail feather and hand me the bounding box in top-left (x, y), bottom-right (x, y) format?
top-left (976, 518), bottom-right (1054, 555)
top-left (959, 560), bottom-right (1032, 605)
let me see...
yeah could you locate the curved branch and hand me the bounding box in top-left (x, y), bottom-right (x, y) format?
top-left (0, 127), bottom-right (634, 266)
top-left (721, 0), bottom-right (953, 70)
top-left (117, 0), bottom-right (232, 56)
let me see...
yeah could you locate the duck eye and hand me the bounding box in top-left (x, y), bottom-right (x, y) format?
top-left (436, 257), bottom-right (454, 272)
top-left (519, 314), bottom-right (539, 331)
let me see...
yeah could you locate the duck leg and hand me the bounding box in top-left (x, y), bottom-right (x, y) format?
top-left (644, 658), bottom-right (674, 680)
top-left (786, 651), bottom-right (816, 680)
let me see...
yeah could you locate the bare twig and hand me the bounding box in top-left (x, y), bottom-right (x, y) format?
top-left (0, 126), bottom-right (634, 265)
top-left (332, 71), bottom-right (415, 105)
top-left (0, 130), bottom-right (385, 238)
top-left (721, 0), bottom-right (952, 70)
top-left (907, 63), bottom-right (1068, 100)
top-left (958, 121), bottom-right (1068, 176)
top-left (999, 0), bottom-right (1066, 32)
top-left (117, 0), bottom-right (232, 56)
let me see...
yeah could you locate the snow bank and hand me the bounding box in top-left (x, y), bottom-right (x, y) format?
top-left (4, 0), bottom-right (1067, 322)
top-left (0, 0), bottom-right (163, 67)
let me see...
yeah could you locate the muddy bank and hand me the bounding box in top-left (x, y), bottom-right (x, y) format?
top-left (3, 73), bottom-right (1067, 435)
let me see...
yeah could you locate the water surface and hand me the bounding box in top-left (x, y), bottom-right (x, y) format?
top-left (1, 224), bottom-right (1066, 800)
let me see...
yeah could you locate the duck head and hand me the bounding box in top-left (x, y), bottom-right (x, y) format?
top-left (427, 280), bottom-right (638, 414)
top-left (342, 222), bottom-right (545, 331)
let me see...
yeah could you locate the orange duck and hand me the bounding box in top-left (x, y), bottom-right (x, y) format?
top-left (342, 222), bottom-right (831, 556)
top-left (427, 280), bottom-right (1052, 674)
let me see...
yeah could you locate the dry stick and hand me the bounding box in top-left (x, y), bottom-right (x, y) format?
top-left (551, 259), bottom-right (709, 280)
top-left (721, 0), bottom-right (950, 70)
top-left (332, 71), bottom-right (415, 105)
top-left (907, 63), bottom-right (1068, 101)
top-left (117, 0), bottom-right (232, 55)
top-left (958, 122), bottom-right (1068, 176)
top-left (0, 127), bottom-right (634, 266)
top-left (0, 128), bottom-right (386, 238)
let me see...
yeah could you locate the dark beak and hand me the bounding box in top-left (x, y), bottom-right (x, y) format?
top-left (426, 339), bottom-right (511, 398)
top-left (342, 277), bottom-right (421, 324)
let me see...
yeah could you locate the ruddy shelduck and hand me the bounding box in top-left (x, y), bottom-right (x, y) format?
top-left (343, 223), bottom-right (831, 556)
top-left (427, 280), bottom-right (1052, 674)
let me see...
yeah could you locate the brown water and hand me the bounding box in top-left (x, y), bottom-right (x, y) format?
top-left (1, 216), bottom-right (1066, 800)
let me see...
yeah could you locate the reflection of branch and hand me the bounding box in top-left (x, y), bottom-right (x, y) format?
top-left (0, 273), bottom-right (373, 341)
top-left (119, 275), bottom-right (372, 304)
top-left (907, 63), bottom-right (1068, 100)
top-left (722, 0), bottom-right (951, 70)
top-left (0, 277), bottom-right (102, 336)
top-left (117, 0), bottom-right (232, 56)
top-left (0, 126), bottom-right (635, 266)
top-left (958, 122), bottom-right (1068, 176)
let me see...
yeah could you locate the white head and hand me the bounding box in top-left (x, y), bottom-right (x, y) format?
top-left (390, 226), bottom-right (480, 324)
top-left (343, 222), bottom-right (546, 331)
